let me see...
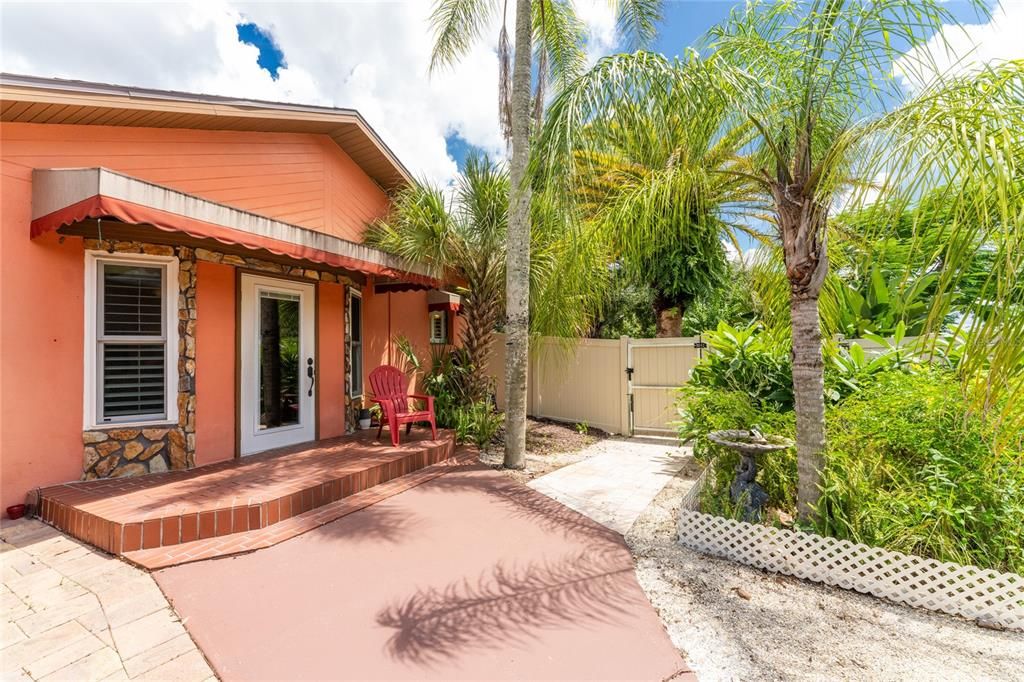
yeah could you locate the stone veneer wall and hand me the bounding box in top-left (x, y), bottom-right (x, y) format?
top-left (79, 240), bottom-right (359, 480)
top-left (82, 239), bottom-right (196, 479)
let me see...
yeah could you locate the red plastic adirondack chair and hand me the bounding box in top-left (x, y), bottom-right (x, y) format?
top-left (368, 365), bottom-right (438, 447)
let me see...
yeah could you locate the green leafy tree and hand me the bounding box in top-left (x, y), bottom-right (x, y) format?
top-left (368, 155), bottom-right (608, 402)
top-left (367, 155), bottom-right (507, 402)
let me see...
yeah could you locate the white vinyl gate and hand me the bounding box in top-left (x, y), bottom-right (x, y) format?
top-left (626, 337), bottom-right (704, 435)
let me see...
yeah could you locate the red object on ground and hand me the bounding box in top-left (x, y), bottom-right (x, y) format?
top-left (369, 365), bottom-right (438, 446)
top-left (155, 464), bottom-right (693, 681)
top-left (6, 504), bottom-right (25, 520)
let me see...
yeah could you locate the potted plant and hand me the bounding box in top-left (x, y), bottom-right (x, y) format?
top-left (358, 407), bottom-right (372, 430)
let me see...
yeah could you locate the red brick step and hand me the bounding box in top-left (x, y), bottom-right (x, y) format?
top-left (37, 429), bottom-right (457, 559)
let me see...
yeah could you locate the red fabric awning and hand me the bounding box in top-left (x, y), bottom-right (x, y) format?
top-left (30, 168), bottom-right (438, 286)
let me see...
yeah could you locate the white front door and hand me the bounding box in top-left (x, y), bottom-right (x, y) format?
top-left (240, 274), bottom-right (316, 455)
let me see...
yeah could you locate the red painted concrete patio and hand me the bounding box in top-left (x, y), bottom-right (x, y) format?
top-left (155, 462), bottom-right (693, 681)
top-left (37, 430), bottom-right (456, 566)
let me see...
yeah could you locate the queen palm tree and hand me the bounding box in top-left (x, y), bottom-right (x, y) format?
top-left (428, 0), bottom-right (662, 468)
top-left (537, 0), bottom-right (1024, 520)
top-left (549, 55), bottom-right (768, 336)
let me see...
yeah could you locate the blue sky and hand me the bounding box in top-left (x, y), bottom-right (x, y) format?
top-left (223, 0), bottom-right (1000, 173)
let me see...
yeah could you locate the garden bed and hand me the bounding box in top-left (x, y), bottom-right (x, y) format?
top-left (481, 418), bottom-right (607, 483)
top-left (626, 470), bottom-right (1024, 681)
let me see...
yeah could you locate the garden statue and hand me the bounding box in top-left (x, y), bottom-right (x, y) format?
top-left (707, 429), bottom-right (793, 522)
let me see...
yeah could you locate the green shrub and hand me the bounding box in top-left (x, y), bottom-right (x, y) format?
top-left (450, 400), bottom-right (503, 451)
top-left (824, 321), bottom-right (919, 402)
top-left (818, 370), bottom-right (1024, 573)
top-left (679, 365), bottom-right (1024, 572)
top-left (690, 322), bottom-right (794, 409)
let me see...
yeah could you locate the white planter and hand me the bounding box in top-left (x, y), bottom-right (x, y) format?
top-left (358, 418), bottom-right (371, 430)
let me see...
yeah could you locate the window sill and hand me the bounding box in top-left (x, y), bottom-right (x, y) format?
top-left (85, 419), bottom-right (178, 431)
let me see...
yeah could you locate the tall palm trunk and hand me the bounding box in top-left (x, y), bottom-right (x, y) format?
top-left (503, 0), bottom-right (533, 469)
top-left (775, 174), bottom-right (829, 521)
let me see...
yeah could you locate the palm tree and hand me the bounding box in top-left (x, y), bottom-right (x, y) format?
top-left (536, 0), bottom-right (1024, 520)
top-left (367, 155), bottom-right (610, 403)
top-left (367, 155), bottom-right (507, 402)
top-left (545, 54), bottom-right (766, 336)
top-left (428, 0), bottom-right (662, 468)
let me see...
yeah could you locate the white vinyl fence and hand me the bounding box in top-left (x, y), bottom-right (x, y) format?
top-left (488, 334), bottom-right (704, 436)
top-left (488, 333), bottom-right (912, 436)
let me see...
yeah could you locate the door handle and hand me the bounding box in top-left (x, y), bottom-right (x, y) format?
top-left (306, 357), bottom-right (315, 397)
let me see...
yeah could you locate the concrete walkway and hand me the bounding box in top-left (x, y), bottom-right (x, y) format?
top-left (156, 463), bottom-right (692, 681)
top-left (528, 438), bottom-right (690, 534)
top-left (1, 519), bottom-right (213, 681)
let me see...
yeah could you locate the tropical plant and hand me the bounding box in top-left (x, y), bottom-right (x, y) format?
top-left (368, 155), bottom-right (507, 401)
top-left (680, 260), bottom-right (758, 336)
top-left (393, 336), bottom-right (473, 428)
top-left (428, 0), bottom-right (663, 468)
top-left (543, 54), bottom-right (765, 337)
top-left (539, 0), bottom-right (1024, 520)
top-left (688, 321), bottom-right (793, 408)
top-left (824, 321), bottom-right (918, 402)
top-left (369, 156), bottom-right (609, 401)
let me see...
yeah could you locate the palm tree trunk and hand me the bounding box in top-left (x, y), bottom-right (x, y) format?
top-left (460, 273), bottom-right (501, 402)
top-left (502, 0), bottom-right (533, 469)
top-left (790, 292), bottom-right (825, 520)
top-left (653, 291), bottom-right (684, 338)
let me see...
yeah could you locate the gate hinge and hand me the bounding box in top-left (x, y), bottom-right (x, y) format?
top-left (693, 341), bottom-right (708, 349)
top-left (625, 367), bottom-right (634, 379)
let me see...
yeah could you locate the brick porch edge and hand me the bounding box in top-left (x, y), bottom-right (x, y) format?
top-left (123, 448), bottom-right (478, 570)
top-left (36, 436), bottom-right (458, 558)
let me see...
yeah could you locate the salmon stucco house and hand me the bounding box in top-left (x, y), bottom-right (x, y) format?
top-left (0, 74), bottom-right (464, 547)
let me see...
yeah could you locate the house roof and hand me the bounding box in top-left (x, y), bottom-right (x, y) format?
top-left (0, 73), bottom-right (412, 191)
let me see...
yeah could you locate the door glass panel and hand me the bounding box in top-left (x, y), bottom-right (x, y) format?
top-left (258, 291), bottom-right (301, 430)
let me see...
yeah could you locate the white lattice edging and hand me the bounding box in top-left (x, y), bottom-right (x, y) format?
top-left (678, 509), bottom-right (1024, 631)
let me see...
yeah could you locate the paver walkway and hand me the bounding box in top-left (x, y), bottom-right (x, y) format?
top-left (156, 463), bottom-right (692, 681)
top-left (528, 438), bottom-right (690, 534)
top-left (1, 519), bottom-right (213, 681)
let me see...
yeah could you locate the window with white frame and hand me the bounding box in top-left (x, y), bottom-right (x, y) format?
top-left (348, 288), bottom-right (363, 397)
top-left (85, 253), bottom-right (178, 427)
top-left (429, 310), bottom-right (448, 344)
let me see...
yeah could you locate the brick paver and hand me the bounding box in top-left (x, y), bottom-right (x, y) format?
top-left (1, 519), bottom-right (214, 681)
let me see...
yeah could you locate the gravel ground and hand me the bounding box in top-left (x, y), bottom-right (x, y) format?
top-left (625, 466), bottom-right (1024, 682)
top-left (482, 418), bottom-right (607, 483)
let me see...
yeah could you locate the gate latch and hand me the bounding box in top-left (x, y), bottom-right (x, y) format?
top-left (625, 367), bottom-right (634, 379)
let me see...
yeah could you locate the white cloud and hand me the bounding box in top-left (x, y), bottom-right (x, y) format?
top-left (573, 0), bottom-right (618, 65)
top-left (0, 1), bottom-right (624, 187)
top-left (894, 1), bottom-right (1024, 92)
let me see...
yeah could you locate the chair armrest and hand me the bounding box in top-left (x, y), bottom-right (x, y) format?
top-left (409, 394), bottom-right (435, 409)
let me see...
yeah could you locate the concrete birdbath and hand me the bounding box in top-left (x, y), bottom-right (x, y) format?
top-left (707, 429), bottom-right (793, 522)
